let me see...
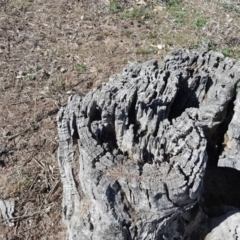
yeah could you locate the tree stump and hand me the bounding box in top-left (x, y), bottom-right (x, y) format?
top-left (57, 49), bottom-right (240, 240)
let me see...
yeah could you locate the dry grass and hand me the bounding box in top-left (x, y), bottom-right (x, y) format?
top-left (0, 0), bottom-right (240, 238)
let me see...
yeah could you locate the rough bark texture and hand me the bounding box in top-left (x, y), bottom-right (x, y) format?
top-left (57, 49), bottom-right (240, 240)
top-left (218, 89), bottom-right (240, 170)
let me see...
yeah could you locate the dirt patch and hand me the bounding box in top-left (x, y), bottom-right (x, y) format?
top-left (0, 0), bottom-right (240, 238)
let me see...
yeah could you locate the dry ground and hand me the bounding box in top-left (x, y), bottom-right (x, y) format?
top-left (0, 0), bottom-right (240, 239)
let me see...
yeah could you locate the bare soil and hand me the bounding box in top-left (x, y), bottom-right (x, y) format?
top-left (0, 0), bottom-right (240, 239)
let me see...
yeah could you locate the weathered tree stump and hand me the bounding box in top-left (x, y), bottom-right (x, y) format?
top-left (57, 49), bottom-right (240, 239)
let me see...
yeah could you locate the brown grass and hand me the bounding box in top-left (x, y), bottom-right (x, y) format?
top-left (0, 0), bottom-right (240, 238)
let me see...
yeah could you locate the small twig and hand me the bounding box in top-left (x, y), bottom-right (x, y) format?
top-left (44, 179), bottom-right (60, 202)
top-left (10, 101), bottom-right (31, 106)
top-left (33, 157), bottom-right (46, 171)
top-left (7, 126), bottom-right (32, 141)
top-left (5, 108), bottom-right (59, 141)
top-left (0, 211), bottom-right (42, 223)
top-left (26, 173), bottom-right (39, 194)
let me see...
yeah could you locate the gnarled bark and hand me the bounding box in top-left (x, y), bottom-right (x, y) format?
top-left (57, 49), bottom-right (240, 239)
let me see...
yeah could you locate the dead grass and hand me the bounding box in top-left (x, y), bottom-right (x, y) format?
top-left (0, 0), bottom-right (240, 238)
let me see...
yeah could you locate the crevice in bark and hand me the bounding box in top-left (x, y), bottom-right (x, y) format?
top-left (164, 183), bottom-right (175, 206)
top-left (88, 214), bottom-right (94, 232)
top-left (72, 112), bottom-right (79, 145)
top-left (168, 73), bottom-right (199, 122)
top-left (177, 165), bottom-right (189, 183)
top-left (160, 71), bottom-right (170, 95)
top-left (133, 226), bottom-right (138, 240)
top-left (100, 124), bottom-right (118, 152)
top-left (146, 189), bottom-right (151, 209)
top-left (205, 76), bottom-right (213, 93)
top-left (90, 105), bottom-right (102, 122)
top-left (128, 89), bottom-right (138, 136)
top-left (207, 96), bottom-right (235, 166)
